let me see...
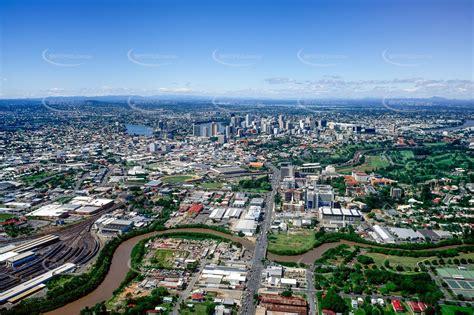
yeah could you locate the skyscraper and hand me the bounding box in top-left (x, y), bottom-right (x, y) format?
top-left (192, 124), bottom-right (200, 137)
top-left (202, 127), bottom-right (209, 137)
top-left (211, 122), bottom-right (218, 136)
top-left (245, 114), bottom-right (252, 128)
top-left (278, 114), bottom-right (285, 130)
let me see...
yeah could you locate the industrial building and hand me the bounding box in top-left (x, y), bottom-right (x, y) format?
top-left (100, 219), bottom-right (134, 235)
top-left (233, 219), bottom-right (257, 236)
top-left (0, 263), bottom-right (76, 303)
top-left (6, 251), bottom-right (35, 268)
top-left (318, 207), bottom-right (363, 229)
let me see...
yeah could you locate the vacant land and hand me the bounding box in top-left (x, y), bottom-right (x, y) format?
top-left (161, 175), bottom-right (197, 183)
top-left (200, 181), bottom-right (223, 189)
top-left (268, 230), bottom-right (315, 254)
top-left (152, 249), bottom-right (188, 269)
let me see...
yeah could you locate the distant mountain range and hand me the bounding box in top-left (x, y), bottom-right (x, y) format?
top-left (0, 95), bottom-right (472, 107)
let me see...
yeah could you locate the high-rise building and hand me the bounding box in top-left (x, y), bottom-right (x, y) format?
top-left (281, 165), bottom-right (295, 178)
top-left (305, 185), bottom-right (334, 209)
top-left (202, 127), bottom-right (209, 137)
top-left (245, 114), bottom-right (251, 128)
top-left (158, 120), bottom-right (164, 130)
top-left (225, 125), bottom-right (231, 138)
top-left (278, 114), bottom-right (285, 130)
top-left (319, 120), bottom-right (327, 129)
top-left (390, 187), bottom-right (402, 199)
top-left (211, 122), bottom-right (218, 136)
top-left (192, 124), bottom-right (201, 137)
top-left (149, 143), bottom-right (158, 152)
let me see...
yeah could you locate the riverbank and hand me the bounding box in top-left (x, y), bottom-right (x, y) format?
top-left (45, 228), bottom-right (473, 315)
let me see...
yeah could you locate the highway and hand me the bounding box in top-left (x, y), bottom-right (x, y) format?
top-left (240, 162), bottom-right (280, 315)
top-left (306, 268), bottom-right (316, 315)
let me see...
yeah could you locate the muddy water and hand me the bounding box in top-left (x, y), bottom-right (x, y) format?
top-left (45, 228), bottom-right (464, 315)
top-left (45, 228), bottom-right (255, 315)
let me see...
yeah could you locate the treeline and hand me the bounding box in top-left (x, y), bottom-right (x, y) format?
top-left (173, 223), bottom-right (232, 234)
top-left (236, 175), bottom-right (271, 191)
top-left (367, 245), bottom-right (474, 258)
top-left (267, 229), bottom-right (473, 256)
top-left (112, 238), bottom-right (147, 296)
top-left (364, 269), bottom-right (443, 304)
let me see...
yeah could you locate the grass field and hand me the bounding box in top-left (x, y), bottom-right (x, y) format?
top-left (268, 230), bottom-right (315, 253)
top-left (366, 252), bottom-right (423, 269)
top-left (153, 249), bottom-right (188, 268)
top-left (338, 154), bottom-right (390, 174)
top-left (200, 181), bottom-right (223, 189)
top-left (21, 171), bottom-right (53, 184)
top-left (0, 213), bottom-right (15, 221)
top-left (367, 252), bottom-right (474, 270)
top-left (161, 175), bottom-right (197, 183)
top-left (441, 305), bottom-right (474, 315)
top-left (181, 302), bottom-right (215, 315)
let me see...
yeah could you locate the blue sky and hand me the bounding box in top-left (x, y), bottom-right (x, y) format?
top-left (0, 0), bottom-right (472, 99)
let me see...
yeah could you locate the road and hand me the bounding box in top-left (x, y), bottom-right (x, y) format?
top-left (240, 162), bottom-right (280, 315)
top-left (306, 267), bottom-right (316, 315)
top-left (171, 259), bottom-right (207, 315)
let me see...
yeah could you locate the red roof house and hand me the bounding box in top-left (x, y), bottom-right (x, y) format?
top-left (408, 301), bottom-right (427, 313)
top-left (188, 204), bottom-right (204, 214)
top-left (392, 300), bottom-right (404, 313)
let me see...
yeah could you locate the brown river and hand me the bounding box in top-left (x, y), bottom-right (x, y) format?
top-left (45, 228), bottom-right (464, 315)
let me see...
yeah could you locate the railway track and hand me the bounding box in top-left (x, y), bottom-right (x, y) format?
top-left (0, 204), bottom-right (109, 292)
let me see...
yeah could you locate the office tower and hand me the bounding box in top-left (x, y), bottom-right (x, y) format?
top-left (202, 127), bottom-right (209, 137)
top-left (391, 187), bottom-right (402, 199)
top-left (158, 120), bottom-right (164, 130)
top-left (278, 114), bottom-right (285, 130)
top-left (245, 114), bottom-right (251, 128)
top-left (149, 143), bottom-right (158, 152)
top-left (192, 124), bottom-right (201, 137)
top-left (299, 119), bottom-right (305, 129)
top-left (319, 120), bottom-right (327, 128)
top-left (211, 122), bottom-right (218, 136)
top-left (281, 165), bottom-right (295, 178)
top-left (225, 125), bottom-right (231, 138)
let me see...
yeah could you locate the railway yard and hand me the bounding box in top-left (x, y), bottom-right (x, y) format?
top-left (0, 202), bottom-right (126, 303)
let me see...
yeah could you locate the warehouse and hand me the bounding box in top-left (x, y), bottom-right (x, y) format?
top-left (372, 225), bottom-right (396, 244)
top-left (233, 219), bottom-right (257, 236)
top-left (209, 208), bottom-right (226, 221)
top-left (100, 219), bottom-right (133, 235)
top-left (223, 208), bottom-right (242, 219)
top-left (318, 207), bottom-right (362, 228)
top-left (244, 206), bottom-right (262, 221)
top-left (389, 227), bottom-right (425, 242)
